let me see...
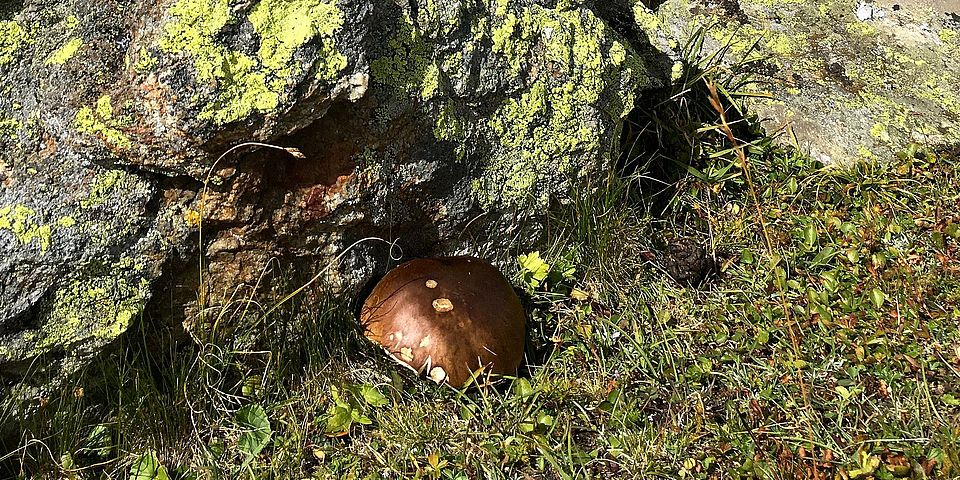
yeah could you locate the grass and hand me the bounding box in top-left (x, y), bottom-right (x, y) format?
top-left (3, 29), bottom-right (960, 480)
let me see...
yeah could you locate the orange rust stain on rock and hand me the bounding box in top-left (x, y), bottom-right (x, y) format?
top-left (299, 172), bottom-right (355, 219)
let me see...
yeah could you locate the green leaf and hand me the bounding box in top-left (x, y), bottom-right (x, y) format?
top-left (235, 404), bottom-right (271, 459)
top-left (514, 378), bottom-right (535, 398)
top-left (536, 412), bottom-right (555, 427)
top-left (325, 404), bottom-right (353, 435)
top-left (60, 452), bottom-right (75, 470)
top-left (360, 384), bottom-right (389, 408)
top-left (848, 450), bottom-right (880, 477)
top-left (786, 176), bottom-right (798, 194)
top-left (945, 222), bottom-right (960, 239)
top-left (942, 393), bottom-right (960, 406)
top-left (835, 385), bottom-right (852, 401)
top-left (869, 288), bottom-right (886, 309)
top-left (130, 451), bottom-right (170, 480)
top-left (518, 251), bottom-right (550, 289)
top-left (803, 223), bottom-right (818, 249)
top-left (351, 409), bottom-right (372, 425)
top-left (810, 246), bottom-right (837, 267)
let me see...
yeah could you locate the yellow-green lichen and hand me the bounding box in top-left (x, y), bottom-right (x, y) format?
top-left (477, 5), bottom-right (641, 206)
top-left (248, 0), bottom-right (344, 77)
top-left (373, 2), bottom-right (644, 207)
top-left (45, 37), bottom-right (82, 65)
top-left (633, 2), bottom-right (662, 33)
top-left (64, 15), bottom-right (79, 31)
top-left (941, 28), bottom-right (958, 44)
top-left (0, 116), bottom-right (21, 139)
top-left (420, 62), bottom-right (440, 100)
top-left (32, 259), bottom-right (149, 355)
top-left (158, 0), bottom-right (346, 124)
top-left (370, 14), bottom-right (431, 94)
top-left (491, 12), bottom-right (522, 73)
top-left (134, 47), bottom-right (158, 72)
top-left (205, 51), bottom-right (279, 124)
top-left (81, 170), bottom-right (125, 208)
top-left (433, 102), bottom-right (466, 142)
top-left (0, 205), bottom-right (75, 253)
top-left (870, 122), bottom-right (890, 143)
top-left (158, 0), bottom-right (230, 82)
top-left (0, 20), bottom-right (30, 66)
top-left (75, 95), bottom-right (132, 148)
top-left (845, 20), bottom-right (876, 37)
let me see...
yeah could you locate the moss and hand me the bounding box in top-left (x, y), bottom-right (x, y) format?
top-left (75, 95), bottom-right (132, 149)
top-left (0, 204), bottom-right (76, 253)
top-left (0, 20), bottom-right (29, 66)
top-left (158, 0), bottom-right (346, 125)
top-left (32, 259), bottom-right (149, 355)
top-left (45, 37), bottom-right (82, 65)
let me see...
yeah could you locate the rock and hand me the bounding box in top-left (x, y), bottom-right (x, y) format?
top-left (0, 0), bottom-right (666, 411)
top-left (635, 0), bottom-right (960, 164)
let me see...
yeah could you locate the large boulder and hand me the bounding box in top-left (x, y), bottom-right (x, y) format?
top-left (0, 0), bottom-right (665, 408)
top-left (636, 0), bottom-right (960, 163)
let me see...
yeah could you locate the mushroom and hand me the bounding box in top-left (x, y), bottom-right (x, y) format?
top-left (360, 256), bottom-right (526, 387)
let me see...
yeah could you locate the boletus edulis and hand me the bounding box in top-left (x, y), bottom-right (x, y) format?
top-left (360, 256), bottom-right (525, 387)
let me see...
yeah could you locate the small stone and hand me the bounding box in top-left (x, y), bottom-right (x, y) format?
top-left (425, 279), bottom-right (438, 288)
top-left (419, 335), bottom-right (431, 347)
top-left (399, 347), bottom-right (414, 362)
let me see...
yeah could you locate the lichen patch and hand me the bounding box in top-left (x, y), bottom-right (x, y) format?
top-left (45, 37), bottom-right (82, 65)
top-left (0, 204), bottom-right (76, 253)
top-left (75, 95), bottom-right (132, 149)
top-left (0, 20), bottom-right (30, 66)
top-left (157, 0), bottom-right (347, 124)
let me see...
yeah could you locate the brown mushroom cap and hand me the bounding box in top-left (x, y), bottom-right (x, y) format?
top-left (360, 256), bottom-right (526, 387)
